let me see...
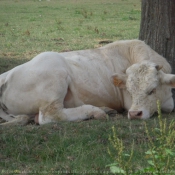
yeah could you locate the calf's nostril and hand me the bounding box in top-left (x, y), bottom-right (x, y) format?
top-left (137, 111), bottom-right (142, 116)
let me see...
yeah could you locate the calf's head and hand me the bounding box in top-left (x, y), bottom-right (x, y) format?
top-left (112, 61), bottom-right (175, 119)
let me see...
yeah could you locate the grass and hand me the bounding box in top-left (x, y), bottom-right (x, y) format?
top-left (108, 102), bottom-right (175, 174)
top-left (0, 0), bottom-right (140, 61)
top-left (1, 115), bottom-right (175, 173)
top-left (0, 0), bottom-right (175, 174)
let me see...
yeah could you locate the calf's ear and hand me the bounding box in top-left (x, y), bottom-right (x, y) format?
top-left (155, 65), bottom-right (163, 71)
top-left (160, 71), bottom-right (175, 87)
top-left (111, 73), bottom-right (127, 88)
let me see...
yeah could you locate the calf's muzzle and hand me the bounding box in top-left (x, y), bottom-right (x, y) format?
top-left (129, 111), bottom-right (142, 119)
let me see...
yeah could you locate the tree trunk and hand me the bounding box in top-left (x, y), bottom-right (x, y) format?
top-left (139, 0), bottom-right (175, 73)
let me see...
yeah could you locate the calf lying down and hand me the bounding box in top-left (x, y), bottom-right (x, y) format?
top-left (0, 40), bottom-right (174, 125)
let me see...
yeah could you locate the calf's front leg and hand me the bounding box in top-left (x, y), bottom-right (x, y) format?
top-left (37, 101), bottom-right (107, 125)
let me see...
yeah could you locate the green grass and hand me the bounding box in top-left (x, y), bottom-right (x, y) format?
top-left (0, 0), bottom-right (175, 174)
top-left (1, 115), bottom-right (175, 173)
top-left (0, 0), bottom-right (140, 61)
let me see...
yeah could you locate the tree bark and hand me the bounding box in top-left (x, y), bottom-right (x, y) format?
top-left (139, 0), bottom-right (175, 73)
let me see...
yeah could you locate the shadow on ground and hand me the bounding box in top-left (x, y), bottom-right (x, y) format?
top-left (0, 57), bottom-right (29, 74)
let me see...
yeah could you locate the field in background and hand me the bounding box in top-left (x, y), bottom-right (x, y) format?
top-left (1, 0), bottom-right (175, 174)
top-left (0, 0), bottom-right (140, 60)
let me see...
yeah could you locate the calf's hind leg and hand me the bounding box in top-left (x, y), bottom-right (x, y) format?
top-left (0, 109), bottom-right (15, 121)
top-left (0, 115), bottom-right (31, 126)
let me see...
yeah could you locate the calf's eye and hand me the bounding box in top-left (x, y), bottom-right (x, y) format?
top-left (148, 88), bottom-right (156, 95)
